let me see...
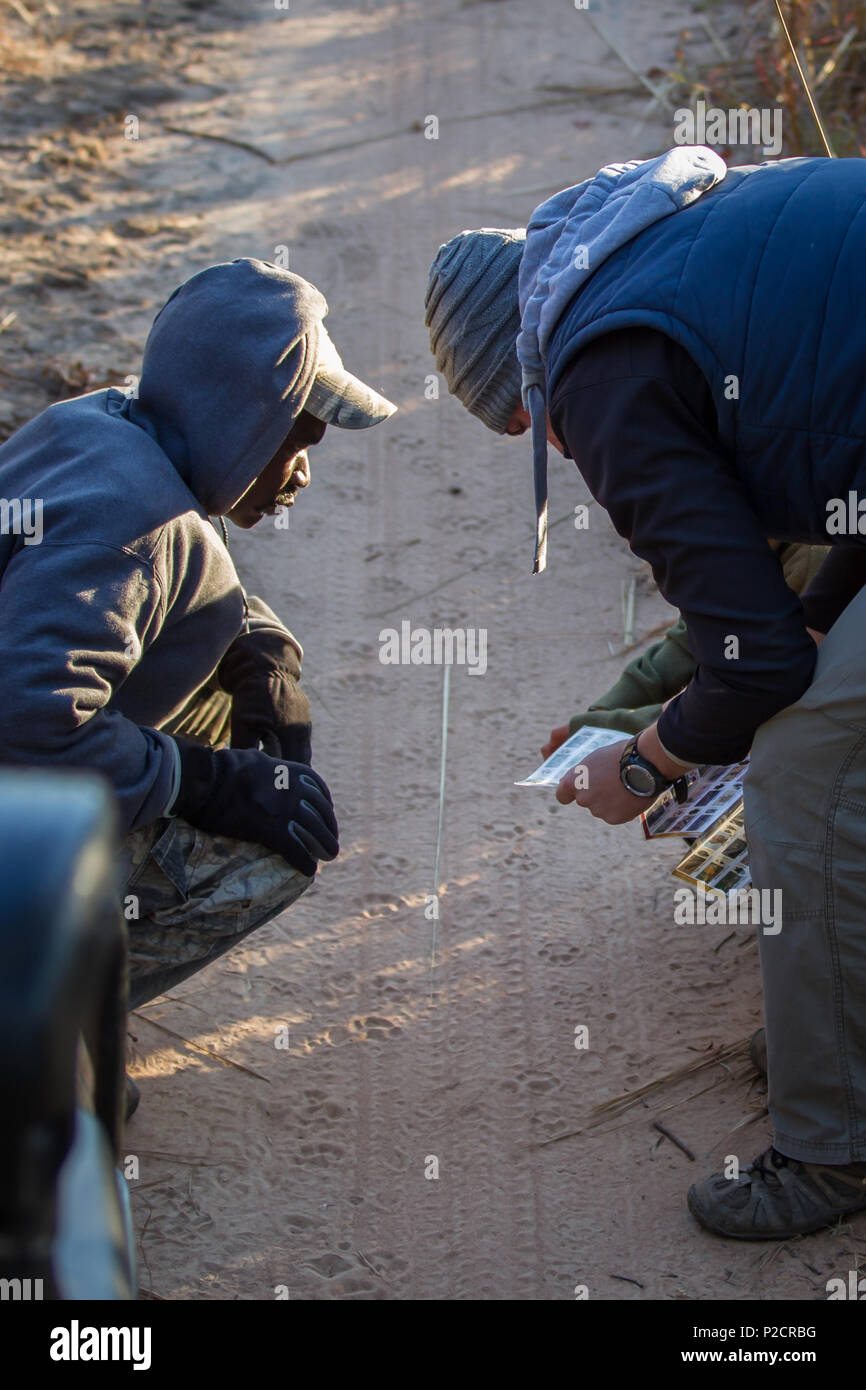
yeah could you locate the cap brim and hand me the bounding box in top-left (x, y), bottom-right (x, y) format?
top-left (303, 329), bottom-right (397, 429)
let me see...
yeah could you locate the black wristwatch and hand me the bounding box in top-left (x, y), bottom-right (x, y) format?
top-left (619, 734), bottom-right (689, 803)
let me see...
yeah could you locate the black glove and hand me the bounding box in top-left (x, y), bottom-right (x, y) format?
top-left (171, 738), bottom-right (339, 878)
top-left (217, 629), bottom-right (312, 764)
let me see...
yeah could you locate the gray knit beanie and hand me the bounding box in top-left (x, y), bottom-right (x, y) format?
top-left (424, 227), bottom-right (525, 434)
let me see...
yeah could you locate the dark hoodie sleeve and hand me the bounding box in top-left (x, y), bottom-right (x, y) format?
top-left (548, 327), bottom-right (818, 766)
top-left (0, 539), bottom-right (179, 833)
top-left (241, 593), bottom-right (303, 660)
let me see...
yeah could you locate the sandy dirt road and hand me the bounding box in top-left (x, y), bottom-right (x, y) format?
top-left (1, 0), bottom-right (858, 1300)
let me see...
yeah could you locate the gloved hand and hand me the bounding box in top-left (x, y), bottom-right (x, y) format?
top-left (170, 738), bottom-right (339, 877)
top-left (217, 629), bottom-right (312, 764)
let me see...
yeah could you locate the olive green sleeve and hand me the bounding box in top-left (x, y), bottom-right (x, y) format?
top-left (568, 543), bottom-right (828, 738)
top-left (568, 618), bottom-right (695, 736)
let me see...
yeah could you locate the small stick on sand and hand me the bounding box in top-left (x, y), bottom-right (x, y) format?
top-left (163, 125), bottom-right (278, 164)
top-left (356, 1250), bottom-right (388, 1281)
top-left (132, 1011), bottom-right (271, 1082)
top-left (652, 1120), bottom-right (695, 1161)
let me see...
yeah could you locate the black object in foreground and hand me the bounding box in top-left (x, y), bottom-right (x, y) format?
top-left (0, 768), bottom-right (135, 1299)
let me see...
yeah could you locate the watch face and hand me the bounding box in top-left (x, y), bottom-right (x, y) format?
top-left (624, 763), bottom-right (657, 796)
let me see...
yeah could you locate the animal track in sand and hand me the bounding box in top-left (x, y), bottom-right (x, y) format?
top-left (305, 1252), bottom-right (355, 1278)
top-left (501, 1071), bottom-right (557, 1095)
top-left (538, 941), bottom-right (581, 965)
top-left (358, 893), bottom-right (405, 918)
top-left (312, 1014), bottom-right (403, 1050)
top-left (299, 1089), bottom-right (344, 1122)
top-left (281, 1211), bottom-right (325, 1233)
top-left (346, 1014), bottom-right (402, 1039)
top-left (296, 1140), bottom-right (345, 1167)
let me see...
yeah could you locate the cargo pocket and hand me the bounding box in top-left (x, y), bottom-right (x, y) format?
top-left (148, 818), bottom-right (195, 903)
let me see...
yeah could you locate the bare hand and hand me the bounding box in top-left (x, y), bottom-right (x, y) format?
top-left (555, 738), bottom-right (647, 825)
top-left (541, 723), bottom-right (571, 760)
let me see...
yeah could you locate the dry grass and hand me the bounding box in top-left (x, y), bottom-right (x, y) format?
top-left (535, 1036), bottom-right (754, 1147)
top-left (670, 0), bottom-right (866, 159)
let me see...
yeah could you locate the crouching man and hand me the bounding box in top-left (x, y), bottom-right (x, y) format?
top-left (0, 259), bottom-right (396, 1088)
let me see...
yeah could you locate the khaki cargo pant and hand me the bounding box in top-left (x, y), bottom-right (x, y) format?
top-left (119, 678), bottom-right (313, 1010)
top-left (744, 585), bottom-right (866, 1163)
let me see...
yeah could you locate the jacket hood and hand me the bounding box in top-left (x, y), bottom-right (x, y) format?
top-left (516, 146), bottom-right (726, 572)
top-left (129, 258), bottom-right (326, 516)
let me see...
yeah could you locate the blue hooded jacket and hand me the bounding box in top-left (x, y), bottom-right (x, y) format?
top-left (0, 259), bottom-right (326, 832)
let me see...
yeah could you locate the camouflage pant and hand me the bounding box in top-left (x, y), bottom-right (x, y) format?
top-left (120, 678), bottom-right (313, 1009)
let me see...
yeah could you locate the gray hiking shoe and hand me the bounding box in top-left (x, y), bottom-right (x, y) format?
top-left (688, 1145), bottom-right (866, 1239)
top-left (749, 1027), bottom-right (767, 1080)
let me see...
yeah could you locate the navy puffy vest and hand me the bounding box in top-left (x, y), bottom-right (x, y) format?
top-left (545, 156), bottom-right (866, 544)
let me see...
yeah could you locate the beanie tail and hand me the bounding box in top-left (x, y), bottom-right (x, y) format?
top-left (528, 383), bottom-right (548, 574)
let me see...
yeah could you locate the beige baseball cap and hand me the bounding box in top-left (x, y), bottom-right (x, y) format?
top-left (303, 325), bottom-right (397, 429)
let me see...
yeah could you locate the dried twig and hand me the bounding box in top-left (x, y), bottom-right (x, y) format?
top-left (166, 94), bottom-right (583, 172)
top-left (535, 81), bottom-right (649, 99)
top-left (535, 1038), bottom-right (751, 1147)
top-left (699, 14), bottom-right (732, 63)
top-left (131, 1010), bottom-right (270, 1082)
top-left (653, 1120), bottom-right (695, 1161)
top-left (3, 0), bottom-right (36, 27)
top-left (136, 993), bottom-right (210, 1018)
top-left (585, 12), bottom-right (673, 106)
top-left (728, 1106), bottom-right (769, 1133)
top-left (815, 25), bottom-right (859, 88)
top-left (369, 507), bottom-right (584, 619)
top-left (356, 1250), bottom-right (388, 1281)
top-left (134, 1148), bottom-right (244, 1167)
top-left (783, 1245), bottom-right (823, 1277)
top-left (753, 1239), bottom-right (786, 1274)
top-left (617, 618), bottom-right (675, 658)
top-left (591, 1039), bottom-right (749, 1122)
top-left (163, 124), bottom-right (278, 164)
